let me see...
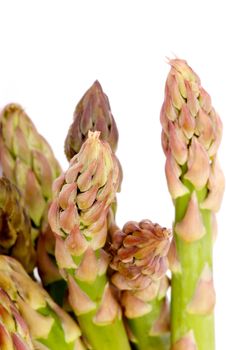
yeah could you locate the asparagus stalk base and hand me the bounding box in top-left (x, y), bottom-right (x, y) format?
top-left (78, 313), bottom-right (131, 350)
top-left (128, 297), bottom-right (170, 350)
top-left (69, 273), bottom-right (131, 350)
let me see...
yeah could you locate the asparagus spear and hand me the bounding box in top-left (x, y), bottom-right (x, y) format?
top-left (0, 103), bottom-right (63, 299)
top-left (0, 255), bottom-right (86, 350)
top-left (49, 131), bottom-right (131, 350)
top-left (160, 59), bottom-right (224, 349)
top-left (0, 287), bottom-right (34, 350)
top-left (0, 177), bottom-right (36, 273)
top-left (38, 81), bottom-right (123, 305)
top-left (109, 220), bottom-right (171, 350)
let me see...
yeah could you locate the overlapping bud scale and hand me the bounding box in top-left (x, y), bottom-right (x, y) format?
top-left (171, 330), bottom-right (197, 350)
top-left (50, 131), bottom-right (120, 263)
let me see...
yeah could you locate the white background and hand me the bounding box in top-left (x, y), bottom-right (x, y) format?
top-left (0, 1), bottom-right (225, 348)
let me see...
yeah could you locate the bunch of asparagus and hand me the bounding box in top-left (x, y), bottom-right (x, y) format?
top-left (0, 60), bottom-right (223, 350)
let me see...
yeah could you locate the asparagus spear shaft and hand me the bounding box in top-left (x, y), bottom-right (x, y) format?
top-left (161, 59), bottom-right (224, 349)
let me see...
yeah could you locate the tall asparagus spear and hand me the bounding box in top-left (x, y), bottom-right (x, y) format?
top-left (38, 81), bottom-right (122, 305)
top-left (160, 59), bottom-right (224, 349)
top-left (0, 177), bottom-right (36, 273)
top-left (0, 287), bottom-right (34, 350)
top-left (49, 131), bottom-right (131, 350)
top-left (109, 220), bottom-right (171, 350)
top-left (0, 255), bottom-right (86, 350)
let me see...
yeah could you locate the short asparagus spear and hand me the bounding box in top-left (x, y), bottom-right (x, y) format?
top-left (49, 131), bottom-right (131, 350)
top-left (160, 59), bottom-right (224, 350)
top-left (0, 287), bottom-right (34, 350)
top-left (109, 220), bottom-right (171, 350)
top-left (0, 255), bottom-right (86, 350)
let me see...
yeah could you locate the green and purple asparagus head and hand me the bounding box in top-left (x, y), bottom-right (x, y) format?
top-left (161, 59), bottom-right (224, 212)
top-left (0, 287), bottom-right (34, 350)
top-left (49, 130), bottom-right (120, 267)
top-left (0, 177), bottom-right (36, 273)
top-left (110, 220), bottom-right (171, 290)
top-left (0, 255), bottom-right (86, 350)
top-left (0, 103), bottom-right (61, 231)
top-left (64, 80), bottom-right (118, 160)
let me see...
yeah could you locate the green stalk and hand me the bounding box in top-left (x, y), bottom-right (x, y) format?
top-left (127, 297), bottom-right (170, 350)
top-left (69, 273), bottom-right (130, 350)
top-left (78, 314), bottom-right (130, 350)
top-left (171, 188), bottom-right (214, 350)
